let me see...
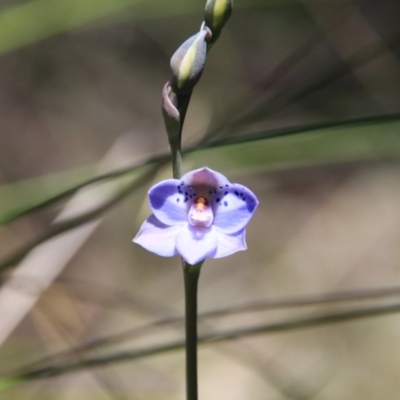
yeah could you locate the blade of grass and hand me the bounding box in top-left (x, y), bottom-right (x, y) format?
top-left (189, 113), bottom-right (400, 173)
top-left (4, 300), bottom-right (400, 386)
top-left (0, 0), bottom-right (144, 56)
top-left (0, 165), bottom-right (159, 274)
top-left (8, 283), bottom-right (400, 377)
top-left (0, 159), bottom-right (166, 226)
top-left (0, 0), bottom-right (289, 57)
top-left (207, 31), bottom-right (400, 139)
top-left (1, 113), bottom-right (400, 227)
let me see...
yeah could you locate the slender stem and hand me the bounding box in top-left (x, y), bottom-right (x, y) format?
top-left (170, 91), bottom-right (192, 180)
top-left (183, 261), bottom-right (202, 400)
top-left (171, 145), bottom-right (182, 179)
top-left (177, 92), bottom-right (192, 130)
top-left (168, 75), bottom-right (198, 400)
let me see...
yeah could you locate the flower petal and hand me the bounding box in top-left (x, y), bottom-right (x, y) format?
top-left (181, 167), bottom-right (229, 197)
top-left (149, 179), bottom-right (196, 226)
top-left (133, 214), bottom-right (182, 257)
top-left (176, 225), bottom-right (218, 265)
top-left (211, 228), bottom-right (247, 258)
top-left (213, 184), bottom-right (258, 234)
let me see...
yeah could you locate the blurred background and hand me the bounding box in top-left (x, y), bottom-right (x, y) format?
top-left (0, 0), bottom-right (400, 398)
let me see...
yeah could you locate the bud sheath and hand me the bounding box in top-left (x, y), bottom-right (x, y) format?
top-left (170, 30), bottom-right (208, 93)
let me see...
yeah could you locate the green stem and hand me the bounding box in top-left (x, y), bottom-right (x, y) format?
top-left (177, 92), bottom-right (192, 130)
top-left (171, 144), bottom-right (182, 180)
top-left (168, 82), bottom-right (198, 400)
top-left (170, 91), bottom-right (192, 180)
top-left (183, 261), bottom-right (203, 400)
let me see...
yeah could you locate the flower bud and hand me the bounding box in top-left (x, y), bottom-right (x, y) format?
top-left (204, 0), bottom-right (232, 44)
top-left (170, 29), bottom-right (208, 93)
top-left (162, 82), bottom-right (180, 144)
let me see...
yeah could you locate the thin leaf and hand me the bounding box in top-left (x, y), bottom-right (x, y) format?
top-left (189, 113), bottom-right (400, 173)
top-left (0, 0), bottom-right (144, 56)
top-left (206, 31), bottom-right (400, 139)
top-left (0, 0), bottom-right (281, 56)
top-left (0, 162), bottom-right (164, 226)
top-left (10, 283), bottom-right (400, 376)
top-left (3, 301), bottom-right (400, 385)
top-left (0, 165), bottom-right (159, 274)
top-left (1, 114), bottom-right (399, 227)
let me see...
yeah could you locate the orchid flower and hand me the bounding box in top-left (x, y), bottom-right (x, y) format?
top-left (133, 167), bottom-right (258, 265)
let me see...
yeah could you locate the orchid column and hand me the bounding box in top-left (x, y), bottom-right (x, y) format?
top-left (133, 2), bottom-right (258, 400)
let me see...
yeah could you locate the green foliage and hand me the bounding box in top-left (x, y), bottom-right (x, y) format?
top-left (0, 0), bottom-right (269, 56)
top-left (0, 0), bottom-right (144, 55)
top-left (0, 166), bottom-right (96, 225)
top-left (191, 115), bottom-right (400, 173)
top-left (1, 115), bottom-right (399, 227)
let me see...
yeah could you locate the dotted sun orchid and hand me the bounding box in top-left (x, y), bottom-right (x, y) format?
top-left (133, 167), bottom-right (258, 265)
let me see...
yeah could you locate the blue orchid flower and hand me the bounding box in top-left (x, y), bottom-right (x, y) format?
top-left (133, 167), bottom-right (258, 265)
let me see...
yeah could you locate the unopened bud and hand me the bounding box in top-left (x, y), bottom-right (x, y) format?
top-left (162, 82), bottom-right (180, 144)
top-left (204, 0), bottom-right (232, 43)
top-left (170, 29), bottom-right (209, 93)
